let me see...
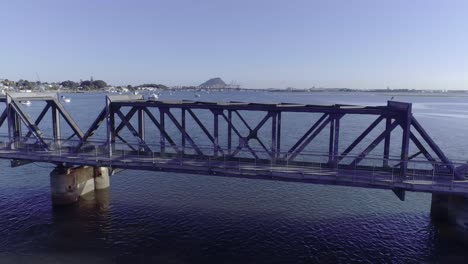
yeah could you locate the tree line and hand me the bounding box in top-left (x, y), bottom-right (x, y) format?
top-left (60, 80), bottom-right (107, 90)
top-left (2, 78), bottom-right (170, 91)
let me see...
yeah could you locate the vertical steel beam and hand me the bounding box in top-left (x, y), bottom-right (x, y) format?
top-left (332, 115), bottom-right (340, 167)
top-left (181, 108), bottom-right (186, 150)
top-left (383, 117), bottom-right (391, 167)
top-left (400, 106), bottom-right (412, 178)
top-left (276, 112), bottom-right (281, 159)
top-left (160, 107), bottom-right (166, 154)
top-left (138, 107), bottom-right (145, 141)
top-left (214, 110), bottom-right (219, 156)
top-left (52, 104), bottom-right (61, 142)
top-left (6, 95), bottom-right (15, 141)
top-left (227, 110), bottom-right (232, 155)
top-left (105, 96), bottom-right (115, 158)
top-left (271, 111), bottom-right (277, 161)
top-left (6, 96), bottom-right (21, 150)
top-left (8, 106), bottom-right (21, 140)
top-left (328, 115), bottom-right (335, 164)
top-left (14, 111), bottom-right (21, 138)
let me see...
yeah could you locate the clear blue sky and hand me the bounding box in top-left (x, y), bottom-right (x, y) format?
top-left (1, 0), bottom-right (468, 89)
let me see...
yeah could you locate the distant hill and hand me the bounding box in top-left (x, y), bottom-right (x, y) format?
top-left (199, 77), bottom-right (227, 88)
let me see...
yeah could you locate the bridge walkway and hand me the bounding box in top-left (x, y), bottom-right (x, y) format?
top-left (1, 139), bottom-right (468, 196)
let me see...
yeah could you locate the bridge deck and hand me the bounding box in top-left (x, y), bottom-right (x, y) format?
top-left (1, 144), bottom-right (467, 196)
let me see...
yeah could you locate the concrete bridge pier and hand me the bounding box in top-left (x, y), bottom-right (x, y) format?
top-left (50, 166), bottom-right (110, 205)
top-left (431, 194), bottom-right (468, 230)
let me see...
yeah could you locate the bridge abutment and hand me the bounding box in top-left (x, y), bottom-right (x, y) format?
top-left (431, 194), bottom-right (468, 230)
top-left (50, 166), bottom-right (110, 205)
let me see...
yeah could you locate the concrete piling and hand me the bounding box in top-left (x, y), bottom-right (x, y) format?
top-left (50, 166), bottom-right (110, 205)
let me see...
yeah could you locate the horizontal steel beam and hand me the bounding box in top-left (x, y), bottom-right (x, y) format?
top-left (110, 101), bottom-right (390, 115)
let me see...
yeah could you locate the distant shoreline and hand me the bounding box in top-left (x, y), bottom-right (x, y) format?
top-left (5, 88), bottom-right (468, 98)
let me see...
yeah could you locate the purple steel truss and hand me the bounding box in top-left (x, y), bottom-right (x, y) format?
top-left (0, 93), bottom-right (462, 180)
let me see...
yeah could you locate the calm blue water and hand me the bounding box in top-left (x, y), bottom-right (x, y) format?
top-left (1, 91), bottom-right (468, 263)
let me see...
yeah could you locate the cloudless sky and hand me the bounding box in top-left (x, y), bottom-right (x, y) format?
top-left (1, 0), bottom-right (468, 89)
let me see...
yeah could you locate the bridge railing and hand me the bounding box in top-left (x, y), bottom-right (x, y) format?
top-left (0, 134), bottom-right (461, 163)
top-left (0, 135), bottom-right (466, 192)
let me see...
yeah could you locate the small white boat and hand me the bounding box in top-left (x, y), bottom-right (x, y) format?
top-left (20, 100), bottom-right (31, 106)
top-left (61, 96), bottom-right (71, 103)
top-left (149, 93), bottom-right (159, 99)
top-left (194, 93), bottom-right (201, 98)
top-left (133, 91), bottom-right (139, 95)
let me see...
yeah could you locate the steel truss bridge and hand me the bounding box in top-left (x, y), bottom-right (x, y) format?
top-left (1, 92), bottom-right (468, 200)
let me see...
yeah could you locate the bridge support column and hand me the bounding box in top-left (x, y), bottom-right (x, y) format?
top-left (50, 166), bottom-right (110, 205)
top-left (431, 194), bottom-right (468, 230)
top-left (94, 167), bottom-right (110, 190)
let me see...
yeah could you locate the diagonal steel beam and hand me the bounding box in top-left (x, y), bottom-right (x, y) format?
top-left (234, 110), bottom-right (253, 131)
top-left (245, 144), bottom-right (260, 160)
top-left (73, 107), bottom-right (106, 152)
top-left (116, 134), bottom-right (137, 151)
top-left (254, 138), bottom-right (273, 158)
top-left (9, 100), bottom-right (49, 149)
top-left (286, 114), bottom-right (328, 158)
top-left (350, 120), bottom-right (399, 167)
top-left (220, 112), bottom-right (243, 139)
top-left (393, 151), bottom-right (423, 168)
top-left (232, 110), bottom-right (275, 158)
top-left (187, 109), bottom-right (221, 153)
top-left (0, 108), bottom-right (8, 128)
top-left (163, 108), bottom-right (203, 156)
top-left (23, 103), bottom-right (51, 139)
top-left (411, 116), bottom-right (460, 179)
top-left (219, 112), bottom-right (258, 158)
top-left (286, 115), bottom-right (335, 161)
top-left (411, 117), bottom-right (454, 167)
top-left (115, 109), bottom-right (152, 152)
top-left (410, 132), bottom-right (436, 163)
top-left (246, 112), bottom-right (274, 157)
top-left (52, 98), bottom-right (84, 140)
top-left (115, 107), bottom-right (138, 135)
top-left (230, 112), bottom-right (273, 157)
top-left (338, 115), bottom-right (384, 162)
top-left (143, 108), bottom-right (182, 154)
